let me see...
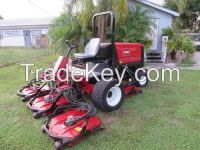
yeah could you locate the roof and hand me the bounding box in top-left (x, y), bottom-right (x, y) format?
top-left (137, 0), bottom-right (179, 17)
top-left (0, 17), bottom-right (53, 27)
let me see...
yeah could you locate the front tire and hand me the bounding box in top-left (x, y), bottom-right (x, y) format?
top-left (92, 79), bottom-right (124, 111)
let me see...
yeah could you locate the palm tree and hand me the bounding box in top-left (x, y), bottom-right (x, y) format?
top-left (49, 0), bottom-right (95, 53)
top-left (49, 0), bottom-right (153, 53)
top-left (96, 0), bottom-right (128, 25)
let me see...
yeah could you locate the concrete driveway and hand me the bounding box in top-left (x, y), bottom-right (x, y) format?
top-left (193, 52), bottom-right (200, 66)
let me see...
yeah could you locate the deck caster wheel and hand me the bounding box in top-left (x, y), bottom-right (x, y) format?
top-left (22, 97), bottom-right (29, 102)
top-left (135, 70), bottom-right (148, 87)
top-left (55, 141), bottom-right (63, 150)
top-left (32, 112), bottom-right (41, 119)
top-left (41, 125), bottom-right (46, 133)
top-left (100, 124), bottom-right (105, 130)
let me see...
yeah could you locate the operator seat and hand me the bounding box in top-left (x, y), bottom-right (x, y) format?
top-left (74, 38), bottom-right (101, 59)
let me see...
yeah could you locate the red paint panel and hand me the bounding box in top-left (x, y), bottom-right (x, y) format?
top-left (115, 43), bottom-right (143, 64)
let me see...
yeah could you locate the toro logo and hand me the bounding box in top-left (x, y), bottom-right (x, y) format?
top-left (123, 49), bottom-right (130, 56)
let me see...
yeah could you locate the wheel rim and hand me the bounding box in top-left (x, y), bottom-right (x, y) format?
top-left (106, 86), bottom-right (122, 107)
top-left (139, 75), bottom-right (147, 86)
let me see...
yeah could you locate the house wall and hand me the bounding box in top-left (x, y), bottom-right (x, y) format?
top-left (129, 0), bottom-right (173, 51)
top-left (150, 9), bottom-right (173, 51)
top-left (0, 27), bottom-right (49, 47)
top-left (0, 30), bottom-right (24, 46)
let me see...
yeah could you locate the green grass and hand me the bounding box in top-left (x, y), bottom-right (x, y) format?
top-left (0, 47), bottom-right (50, 67)
top-left (0, 48), bottom-right (200, 150)
top-left (178, 58), bottom-right (195, 67)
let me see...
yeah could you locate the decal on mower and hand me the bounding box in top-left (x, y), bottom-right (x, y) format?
top-left (123, 49), bottom-right (131, 56)
top-left (75, 127), bottom-right (82, 132)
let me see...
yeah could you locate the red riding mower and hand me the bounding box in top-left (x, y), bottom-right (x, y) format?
top-left (40, 11), bottom-right (148, 149)
top-left (65, 11), bottom-right (148, 111)
top-left (18, 11), bottom-right (148, 150)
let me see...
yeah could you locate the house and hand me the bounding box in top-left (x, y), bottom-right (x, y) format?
top-left (0, 0), bottom-right (179, 56)
top-left (129, 0), bottom-right (179, 62)
top-left (0, 18), bottom-right (52, 47)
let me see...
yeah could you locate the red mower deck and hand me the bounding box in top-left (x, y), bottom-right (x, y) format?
top-left (27, 85), bottom-right (70, 119)
top-left (42, 104), bottom-right (103, 150)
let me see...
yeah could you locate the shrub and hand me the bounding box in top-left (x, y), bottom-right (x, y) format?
top-left (168, 34), bottom-right (195, 56)
top-left (162, 27), bottom-right (195, 57)
top-left (180, 35), bottom-right (195, 56)
top-left (162, 27), bottom-right (174, 39)
top-left (115, 5), bottom-right (154, 51)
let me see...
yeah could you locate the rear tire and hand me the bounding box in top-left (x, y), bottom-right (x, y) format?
top-left (92, 79), bottom-right (124, 111)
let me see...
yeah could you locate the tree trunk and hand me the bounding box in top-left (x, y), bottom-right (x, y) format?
top-left (165, 52), bottom-right (172, 63)
top-left (98, 16), bottom-right (105, 42)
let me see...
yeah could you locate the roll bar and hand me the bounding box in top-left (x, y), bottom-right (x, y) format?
top-left (92, 11), bottom-right (115, 46)
top-left (92, 11), bottom-right (116, 67)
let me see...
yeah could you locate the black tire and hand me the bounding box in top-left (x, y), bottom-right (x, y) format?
top-left (33, 112), bottom-right (41, 119)
top-left (92, 79), bottom-right (124, 111)
top-left (55, 141), bottom-right (63, 150)
top-left (41, 125), bottom-right (46, 133)
top-left (21, 96), bottom-right (29, 102)
top-left (135, 70), bottom-right (148, 87)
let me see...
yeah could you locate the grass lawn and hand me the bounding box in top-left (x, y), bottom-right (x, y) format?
top-left (0, 48), bottom-right (200, 150)
top-left (178, 58), bottom-right (195, 68)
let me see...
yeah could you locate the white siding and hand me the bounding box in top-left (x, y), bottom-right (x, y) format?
top-left (0, 30), bottom-right (24, 46)
top-left (0, 28), bottom-right (49, 47)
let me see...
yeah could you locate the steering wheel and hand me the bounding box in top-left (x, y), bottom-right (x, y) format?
top-left (65, 40), bottom-right (78, 49)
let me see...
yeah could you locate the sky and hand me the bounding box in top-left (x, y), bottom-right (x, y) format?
top-left (0, 0), bottom-right (164, 20)
top-left (0, 0), bottom-right (64, 19)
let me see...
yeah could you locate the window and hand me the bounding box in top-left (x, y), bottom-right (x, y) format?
top-left (4, 30), bottom-right (21, 37)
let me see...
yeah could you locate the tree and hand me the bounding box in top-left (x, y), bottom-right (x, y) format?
top-left (0, 15), bottom-right (3, 20)
top-left (49, 0), bottom-right (153, 53)
top-left (165, 0), bottom-right (200, 31)
top-left (96, 0), bottom-right (129, 25)
top-left (49, 0), bottom-right (95, 53)
top-left (115, 4), bottom-right (154, 50)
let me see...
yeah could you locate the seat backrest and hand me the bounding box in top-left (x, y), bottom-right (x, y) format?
top-left (85, 38), bottom-right (100, 56)
top-left (96, 43), bottom-right (112, 60)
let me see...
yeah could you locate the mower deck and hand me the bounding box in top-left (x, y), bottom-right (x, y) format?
top-left (18, 85), bottom-right (51, 102)
top-left (27, 85), bottom-right (70, 119)
top-left (42, 105), bottom-right (103, 150)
